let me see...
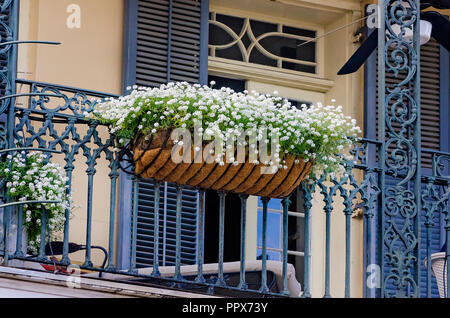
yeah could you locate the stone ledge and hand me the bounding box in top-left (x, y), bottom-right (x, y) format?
top-left (0, 266), bottom-right (218, 298)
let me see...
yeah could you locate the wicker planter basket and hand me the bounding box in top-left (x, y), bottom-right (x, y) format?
top-left (132, 129), bottom-right (312, 198)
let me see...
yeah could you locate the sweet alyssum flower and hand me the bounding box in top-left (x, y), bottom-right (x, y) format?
top-left (0, 152), bottom-right (73, 254)
top-left (86, 81), bottom-right (361, 177)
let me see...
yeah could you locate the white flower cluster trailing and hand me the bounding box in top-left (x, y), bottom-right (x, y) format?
top-left (87, 81), bottom-right (361, 177)
top-left (0, 152), bottom-right (72, 254)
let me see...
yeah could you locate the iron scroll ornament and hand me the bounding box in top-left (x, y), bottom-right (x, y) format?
top-left (381, 0), bottom-right (421, 298)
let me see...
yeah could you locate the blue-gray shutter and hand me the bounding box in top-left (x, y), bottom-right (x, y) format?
top-left (135, 0), bottom-right (207, 86)
top-left (123, 0), bottom-right (209, 267)
top-left (366, 37), bottom-right (447, 297)
top-left (136, 180), bottom-right (199, 266)
top-left (417, 40), bottom-right (447, 298)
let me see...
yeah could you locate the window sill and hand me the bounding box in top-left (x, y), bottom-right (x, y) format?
top-left (208, 57), bottom-right (335, 93)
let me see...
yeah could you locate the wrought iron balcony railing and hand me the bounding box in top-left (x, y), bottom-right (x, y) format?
top-left (0, 76), bottom-right (448, 297)
top-left (0, 0), bottom-right (448, 299)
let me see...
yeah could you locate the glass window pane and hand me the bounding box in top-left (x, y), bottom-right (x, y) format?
top-left (250, 19), bottom-right (277, 38)
top-left (257, 211), bottom-right (281, 249)
top-left (216, 13), bottom-right (245, 35)
top-left (282, 25), bottom-right (316, 38)
top-left (257, 197), bottom-right (282, 210)
top-left (249, 47), bottom-right (277, 67)
top-left (257, 249), bottom-right (281, 261)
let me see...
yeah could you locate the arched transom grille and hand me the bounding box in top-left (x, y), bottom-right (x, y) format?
top-left (209, 12), bottom-right (317, 74)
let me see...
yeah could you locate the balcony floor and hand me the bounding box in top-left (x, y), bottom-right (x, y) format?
top-left (0, 265), bottom-right (216, 298)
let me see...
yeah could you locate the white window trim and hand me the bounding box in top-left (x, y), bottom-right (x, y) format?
top-left (209, 4), bottom-right (329, 82)
top-left (209, 11), bottom-right (318, 73)
top-left (209, 57), bottom-right (334, 93)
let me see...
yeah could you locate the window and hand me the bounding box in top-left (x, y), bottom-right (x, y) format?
top-left (289, 99), bottom-right (312, 109)
top-left (209, 12), bottom-right (317, 74)
top-left (256, 191), bottom-right (305, 283)
top-left (122, 0), bottom-right (317, 274)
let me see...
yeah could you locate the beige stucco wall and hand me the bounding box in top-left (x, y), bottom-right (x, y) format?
top-left (20, 0), bottom-right (124, 92)
top-left (17, 0), bottom-right (124, 266)
top-left (319, 8), bottom-right (364, 298)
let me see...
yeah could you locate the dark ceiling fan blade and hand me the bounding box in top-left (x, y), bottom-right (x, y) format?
top-left (421, 11), bottom-right (450, 52)
top-left (421, 2), bottom-right (433, 10)
top-left (426, 0), bottom-right (450, 9)
top-left (337, 31), bottom-right (378, 75)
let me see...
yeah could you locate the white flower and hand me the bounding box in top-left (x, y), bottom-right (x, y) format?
top-left (3, 152), bottom-right (73, 252)
top-left (88, 82), bottom-right (359, 179)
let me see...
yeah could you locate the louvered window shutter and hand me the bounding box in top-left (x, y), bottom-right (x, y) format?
top-left (373, 39), bottom-right (443, 168)
top-left (130, 0), bottom-right (208, 87)
top-left (136, 180), bottom-right (199, 267)
top-left (366, 35), bottom-right (449, 297)
top-left (122, 0), bottom-right (209, 267)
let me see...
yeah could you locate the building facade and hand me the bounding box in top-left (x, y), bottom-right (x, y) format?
top-left (0, 0), bottom-right (448, 298)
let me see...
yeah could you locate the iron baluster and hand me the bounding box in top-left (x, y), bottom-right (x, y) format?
top-left (195, 189), bottom-right (205, 283)
top-left (106, 151), bottom-right (119, 271)
top-left (174, 185), bottom-right (183, 281)
top-left (259, 196), bottom-right (269, 293)
top-left (152, 181), bottom-right (161, 277)
top-left (281, 196), bottom-right (290, 296)
top-left (237, 194), bottom-right (248, 290)
top-left (129, 176), bottom-right (138, 273)
top-left (13, 204), bottom-right (23, 258)
top-left (301, 182), bottom-right (313, 298)
top-left (217, 191), bottom-right (226, 287)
